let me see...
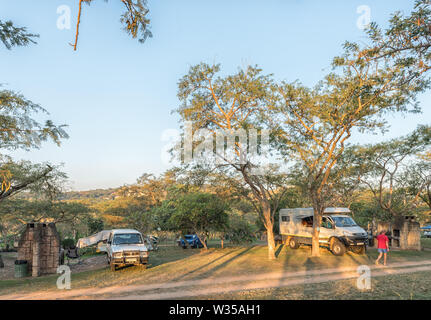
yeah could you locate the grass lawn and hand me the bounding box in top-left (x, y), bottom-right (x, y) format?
top-left (422, 237), bottom-right (431, 249)
top-left (1, 243), bottom-right (431, 298)
top-left (200, 270), bottom-right (431, 300)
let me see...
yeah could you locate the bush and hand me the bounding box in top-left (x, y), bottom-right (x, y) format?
top-left (226, 216), bottom-right (255, 245)
top-left (62, 238), bottom-right (76, 248)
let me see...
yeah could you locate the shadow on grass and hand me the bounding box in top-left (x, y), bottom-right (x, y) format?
top-left (172, 246), bottom-right (255, 282)
top-left (275, 244), bottom-right (284, 258)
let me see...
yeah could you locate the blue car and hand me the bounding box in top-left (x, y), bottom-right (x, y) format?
top-left (179, 234), bottom-right (205, 249)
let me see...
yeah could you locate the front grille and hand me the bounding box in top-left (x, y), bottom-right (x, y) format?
top-left (123, 251), bottom-right (140, 257)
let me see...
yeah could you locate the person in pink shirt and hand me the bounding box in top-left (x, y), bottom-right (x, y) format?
top-left (375, 231), bottom-right (389, 266)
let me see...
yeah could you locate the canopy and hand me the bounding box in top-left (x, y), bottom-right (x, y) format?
top-left (421, 225), bottom-right (431, 230)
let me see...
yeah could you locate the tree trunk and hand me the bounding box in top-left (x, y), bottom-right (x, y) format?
top-left (197, 233), bottom-right (208, 250)
top-left (311, 217), bottom-right (321, 257)
top-left (0, 254), bottom-right (4, 268)
top-left (263, 205), bottom-right (276, 260)
top-left (311, 196), bottom-right (323, 257)
top-left (267, 226), bottom-right (276, 260)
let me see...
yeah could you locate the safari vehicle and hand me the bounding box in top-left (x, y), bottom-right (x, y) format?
top-left (279, 208), bottom-right (368, 255)
top-left (106, 229), bottom-right (149, 271)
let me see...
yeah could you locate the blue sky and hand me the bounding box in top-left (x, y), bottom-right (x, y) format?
top-left (1, 0), bottom-right (429, 190)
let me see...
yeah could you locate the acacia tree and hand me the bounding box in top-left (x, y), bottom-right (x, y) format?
top-left (351, 126), bottom-right (431, 221)
top-left (175, 63), bottom-right (291, 259)
top-left (273, 30), bottom-right (428, 255)
top-left (0, 21), bottom-right (68, 201)
top-left (405, 161), bottom-right (431, 215)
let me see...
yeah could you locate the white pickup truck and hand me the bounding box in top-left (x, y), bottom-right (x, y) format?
top-left (106, 229), bottom-right (149, 271)
top-left (279, 208), bottom-right (368, 255)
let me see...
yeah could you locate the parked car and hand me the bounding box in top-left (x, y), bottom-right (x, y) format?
top-left (106, 229), bottom-right (149, 271)
top-left (424, 230), bottom-right (431, 238)
top-left (178, 234), bottom-right (205, 249)
top-left (279, 207), bottom-right (368, 255)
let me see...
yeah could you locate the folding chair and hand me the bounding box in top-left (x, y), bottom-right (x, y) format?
top-left (66, 246), bottom-right (82, 265)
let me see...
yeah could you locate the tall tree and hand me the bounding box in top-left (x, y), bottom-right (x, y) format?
top-left (175, 63), bottom-right (289, 259)
top-left (352, 125), bottom-right (431, 220)
top-left (273, 30), bottom-right (428, 255)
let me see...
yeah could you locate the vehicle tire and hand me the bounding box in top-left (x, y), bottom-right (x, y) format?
top-left (331, 239), bottom-right (346, 256)
top-left (110, 263), bottom-right (117, 271)
top-left (289, 237), bottom-right (300, 249)
top-left (351, 245), bottom-right (365, 255)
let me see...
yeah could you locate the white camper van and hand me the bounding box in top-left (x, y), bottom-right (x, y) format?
top-left (279, 208), bottom-right (368, 255)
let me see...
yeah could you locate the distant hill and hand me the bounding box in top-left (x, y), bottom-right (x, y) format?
top-left (59, 188), bottom-right (120, 200)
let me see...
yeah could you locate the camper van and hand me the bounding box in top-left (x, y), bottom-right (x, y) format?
top-left (279, 208), bottom-right (367, 256)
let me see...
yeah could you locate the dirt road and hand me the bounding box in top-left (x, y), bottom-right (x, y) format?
top-left (2, 259), bottom-right (431, 300)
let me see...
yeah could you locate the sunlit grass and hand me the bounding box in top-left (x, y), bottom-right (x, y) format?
top-left (1, 243), bottom-right (431, 298)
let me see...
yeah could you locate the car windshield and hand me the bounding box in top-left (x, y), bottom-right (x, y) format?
top-left (332, 216), bottom-right (357, 227)
top-left (113, 233), bottom-right (142, 245)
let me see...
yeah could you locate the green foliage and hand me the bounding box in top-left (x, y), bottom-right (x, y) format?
top-left (0, 20), bottom-right (38, 49)
top-left (0, 90), bottom-right (68, 150)
top-left (225, 214), bottom-right (255, 244)
top-left (77, 0), bottom-right (152, 48)
top-left (0, 18), bottom-right (68, 203)
top-left (0, 161), bottom-right (67, 201)
top-left (168, 192), bottom-right (229, 236)
top-left (62, 238), bottom-right (75, 249)
top-left (347, 125), bottom-right (431, 219)
top-left (363, 0), bottom-right (431, 80)
top-left (85, 216), bottom-right (104, 234)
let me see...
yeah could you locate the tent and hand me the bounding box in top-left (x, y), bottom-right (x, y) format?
top-left (76, 230), bottom-right (112, 249)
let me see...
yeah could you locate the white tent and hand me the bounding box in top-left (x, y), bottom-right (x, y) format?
top-left (76, 230), bottom-right (112, 249)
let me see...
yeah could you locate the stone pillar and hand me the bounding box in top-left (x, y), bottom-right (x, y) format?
top-left (32, 225), bottom-right (41, 277)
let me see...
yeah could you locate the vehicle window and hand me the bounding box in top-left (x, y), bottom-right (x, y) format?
top-left (321, 217), bottom-right (333, 229)
top-left (281, 216), bottom-right (290, 222)
top-left (113, 233), bottom-right (143, 245)
top-left (332, 216), bottom-right (357, 227)
top-left (301, 216), bottom-right (313, 227)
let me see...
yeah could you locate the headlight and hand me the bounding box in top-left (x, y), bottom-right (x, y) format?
top-left (343, 231), bottom-right (353, 236)
top-left (113, 252), bottom-right (123, 258)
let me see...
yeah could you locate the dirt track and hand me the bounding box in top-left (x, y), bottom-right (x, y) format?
top-left (2, 259), bottom-right (431, 300)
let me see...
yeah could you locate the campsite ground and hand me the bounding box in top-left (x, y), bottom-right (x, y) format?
top-left (1, 239), bottom-right (431, 300)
